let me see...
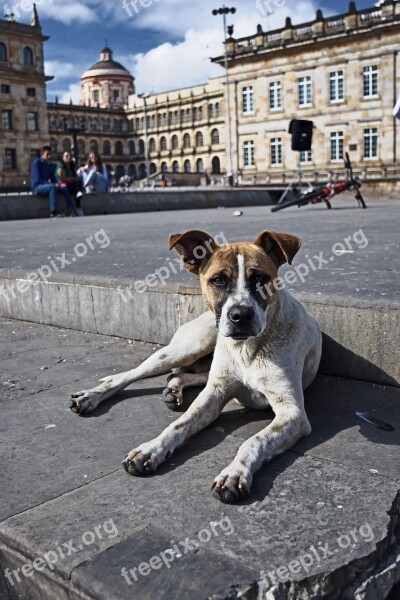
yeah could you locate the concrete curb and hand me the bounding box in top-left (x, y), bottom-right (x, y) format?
top-left (0, 189), bottom-right (276, 220)
top-left (0, 270), bottom-right (398, 387)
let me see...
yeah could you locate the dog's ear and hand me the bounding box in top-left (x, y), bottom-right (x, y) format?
top-left (255, 230), bottom-right (302, 267)
top-left (169, 230), bottom-right (219, 274)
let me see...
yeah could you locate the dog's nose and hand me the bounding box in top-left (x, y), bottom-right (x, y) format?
top-left (228, 306), bottom-right (254, 324)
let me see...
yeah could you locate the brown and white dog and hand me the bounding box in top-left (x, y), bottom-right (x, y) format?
top-left (70, 230), bottom-right (322, 503)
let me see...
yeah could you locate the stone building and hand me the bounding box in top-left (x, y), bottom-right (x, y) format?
top-left (126, 79), bottom-right (226, 178)
top-left (212, 0), bottom-right (400, 185)
top-left (0, 6), bottom-right (51, 187)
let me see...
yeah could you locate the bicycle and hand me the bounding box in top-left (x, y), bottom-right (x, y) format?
top-left (271, 153), bottom-right (367, 213)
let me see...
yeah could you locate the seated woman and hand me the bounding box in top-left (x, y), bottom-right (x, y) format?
top-left (77, 152), bottom-right (109, 194)
top-left (56, 152), bottom-right (85, 216)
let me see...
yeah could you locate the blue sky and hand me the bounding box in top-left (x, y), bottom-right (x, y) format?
top-left (7, 0), bottom-right (380, 102)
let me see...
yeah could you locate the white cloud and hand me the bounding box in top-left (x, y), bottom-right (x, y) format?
top-left (35, 0), bottom-right (96, 24)
top-left (117, 0), bottom-right (320, 93)
top-left (55, 83), bottom-right (82, 104)
top-left (44, 61), bottom-right (76, 81)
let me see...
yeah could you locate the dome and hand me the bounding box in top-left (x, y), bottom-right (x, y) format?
top-left (81, 47), bottom-right (132, 79)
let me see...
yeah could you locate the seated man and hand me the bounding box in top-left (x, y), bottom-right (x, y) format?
top-left (31, 146), bottom-right (77, 217)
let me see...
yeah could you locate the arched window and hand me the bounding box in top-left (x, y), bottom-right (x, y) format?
top-left (49, 114), bottom-right (57, 130)
top-left (160, 136), bottom-right (167, 151)
top-left (150, 163), bottom-right (157, 174)
top-left (215, 103), bottom-right (220, 117)
top-left (183, 133), bottom-right (191, 149)
top-left (161, 162), bottom-right (168, 173)
top-left (50, 138), bottom-right (58, 154)
top-left (128, 164), bottom-right (137, 178)
top-left (23, 46), bottom-right (34, 66)
top-left (209, 104), bottom-right (214, 119)
top-left (129, 140), bottom-right (136, 155)
top-left (103, 141), bottom-right (111, 156)
top-left (211, 128), bottom-right (220, 145)
top-left (184, 159), bottom-right (191, 173)
top-left (196, 158), bottom-right (204, 173)
top-left (62, 138), bottom-right (71, 152)
top-left (115, 141), bottom-right (123, 156)
top-left (139, 139), bottom-right (145, 155)
top-left (90, 140), bottom-right (98, 153)
top-left (195, 131), bottom-right (204, 147)
top-left (78, 139), bottom-right (86, 156)
top-left (149, 138), bottom-right (156, 153)
top-left (212, 156), bottom-right (221, 174)
top-left (116, 165), bottom-right (126, 180)
top-left (139, 163), bottom-right (146, 178)
top-left (171, 135), bottom-right (179, 150)
top-left (0, 42), bottom-right (7, 62)
top-left (172, 161), bottom-right (179, 173)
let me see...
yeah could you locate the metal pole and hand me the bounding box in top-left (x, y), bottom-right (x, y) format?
top-left (141, 96), bottom-right (150, 184)
top-left (223, 9), bottom-right (234, 186)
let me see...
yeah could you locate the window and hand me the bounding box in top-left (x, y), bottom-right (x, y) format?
top-left (128, 140), bottom-right (135, 155)
top-left (243, 140), bottom-right (255, 167)
top-left (172, 161), bottom-right (179, 173)
top-left (171, 135), bottom-right (179, 150)
top-left (215, 103), bottom-right (220, 117)
top-left (161, 162), bottom-right (168, 173)
top-left (184, 159), bottom-right (191, 173)
top-left (363, 128), bottom-right (378, 160)
top-left (196, 158), bottom-right (204, 173)
top-left (93, 90), bottom-right (99, 103)
top-left (211, 129), bottom-right (220, 145)
top-left (195, 131), bottom-right (204, 147)
top-left (115, 141), bottom-right (123, 156)
top-left (330, 71), bottom-right (344, 103)
top-left (50, 139), bottom-right (58, 154)
top-left (242, 86), bottom-right (254, 115)
top-left (1, 84), bottom-right (10, 94)
top-left (139, 139), bottom-right (145, 155)
top-left (27, 87), bottom-right (36, 97)
top-left (300, 150), bottom-right (312, 164)
top-left (209, 104), bottom-right (214, 119)
top-left (30, 149), bottom-right (40, 161)
top-left (194, 106), bottom-right (203, 121)
top-left (23, 46), bottom-right (34, 65)
top-left (89, 140), bottom-right (98, 153)
top-left (113, 90), bottom-right (120, 102)
top-left (330, 131), bottom-right (344, 162)
top-left (103, 141), bottom-right (111, 155)
top-left (2, 110), bottom-right (12, 130)
top-left (5, 148), bottom-right (17, 169)
top-left (27, 112), bottom-right (38, 132)
top-left (183, 133), bottom-right (191, 149)
top-left (271, 138), bottom-right (283, 166)
top-left (363, 65), bottom-right (379, 98)
top-left (269, 81), bottom-right (282, 111)
top-left (298, 76), bottom-right (312, 107)
top-left (160, 136), bottom-right (167, 151)
top-left (0, 42), bottom-right (7, 62)
top-left (149, 138), bottom-right (156, 153)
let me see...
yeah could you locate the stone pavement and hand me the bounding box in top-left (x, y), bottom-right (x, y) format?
top-left (0, 319), bottom-right (399, 600)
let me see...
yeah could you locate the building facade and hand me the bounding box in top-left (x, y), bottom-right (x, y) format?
top-left (213, 0), bottom-right (400, 184)
top-left (0, 7), bottom-right (52, 187)
top-left (1, 0), bottom-right (400, 188)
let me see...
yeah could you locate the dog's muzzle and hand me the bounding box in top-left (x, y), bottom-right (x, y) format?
top-left (225, 305), bottom-right (258, 340)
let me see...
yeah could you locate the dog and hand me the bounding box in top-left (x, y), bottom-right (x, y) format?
top-left (69, 229), bottom-right (322, 504)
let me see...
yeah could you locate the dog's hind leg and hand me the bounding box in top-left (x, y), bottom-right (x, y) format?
top-left (69, 311), bottom-right (216, 415)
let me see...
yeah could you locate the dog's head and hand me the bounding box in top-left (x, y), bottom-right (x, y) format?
top-left (169, 229), bottom-right (302, 341)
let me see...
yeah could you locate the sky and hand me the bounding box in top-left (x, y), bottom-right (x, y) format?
top-left (5, 0), bottom-right (381, 103)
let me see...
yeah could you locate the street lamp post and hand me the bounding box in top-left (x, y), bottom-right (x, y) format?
top-left (63, 116), bottom-right (86, 167)
top-left (212, 5), bottom-right (236, 187)
top-left (138, 93), bottom-right (151, 184)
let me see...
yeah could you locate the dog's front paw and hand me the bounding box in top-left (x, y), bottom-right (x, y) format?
top-left (69, 390), bottom-right (103, 415)
top-left (211, 465), bottom-right (252, 504)
top-left (162, 387), bottom-right (183, 411)
top-left (122, 441), bottom-right (170, 477)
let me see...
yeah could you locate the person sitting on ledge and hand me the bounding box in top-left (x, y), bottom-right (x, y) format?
top-left (31, 146), bottom-right (77, 218)
top-left (56, 151), bottom-right (84, 216)
top-left (77, 151), bottom-right (109, 194)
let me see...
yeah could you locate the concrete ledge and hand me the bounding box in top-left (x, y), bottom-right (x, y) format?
top-left (0, 189), bottom-right (276, 221)
top-left (0, 271), bottom-right (398, 387)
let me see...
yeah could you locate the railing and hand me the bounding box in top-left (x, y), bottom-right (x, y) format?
top-left (325, 17), bottom-right (345, 30)
top-left (359, 8), bottom-right (382, 23)
top-left (294, 25), bottom-right (313, 39)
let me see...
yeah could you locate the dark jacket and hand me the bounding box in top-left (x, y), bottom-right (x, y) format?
top-left (31, 158), bottom-right (56, 190)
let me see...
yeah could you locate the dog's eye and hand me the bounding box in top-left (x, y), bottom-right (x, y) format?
top-left (252, 273), bottom-right (269, 284)
top-left (210, 276), bottom-right (227, 287)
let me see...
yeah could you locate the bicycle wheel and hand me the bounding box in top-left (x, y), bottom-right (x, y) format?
top-left (271, 192), bottom-right (320, 213)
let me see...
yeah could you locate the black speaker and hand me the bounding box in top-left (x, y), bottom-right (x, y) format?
top-left (289, 119), bottom-right (314, 152)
